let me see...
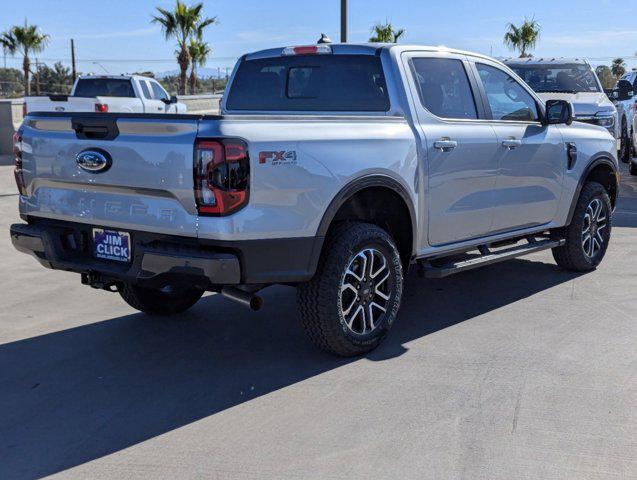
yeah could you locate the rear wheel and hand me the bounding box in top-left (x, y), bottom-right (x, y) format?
top-left (297, 222), bottom-right (403, 357)
top-left (552, 182), bottom-right (612, 271)
top-left (119, 282), bottom-right (204, 315)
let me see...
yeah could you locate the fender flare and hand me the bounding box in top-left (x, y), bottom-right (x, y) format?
top-left (565, 156), bottom-right (618, 225)
top-left (315, 174), bottom-right (418, 256)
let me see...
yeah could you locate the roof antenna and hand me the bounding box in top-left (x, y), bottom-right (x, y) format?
top-left (317, 33), bottom-right (332, 44)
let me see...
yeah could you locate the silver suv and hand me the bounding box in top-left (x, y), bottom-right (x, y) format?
top-left (11, 44), bottom-right (619, 356)
top-left (504, 58), bottom-right (621, 154)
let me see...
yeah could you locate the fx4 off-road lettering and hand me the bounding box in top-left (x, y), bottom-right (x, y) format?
top-left (258, 150), bottom-right (297, 165)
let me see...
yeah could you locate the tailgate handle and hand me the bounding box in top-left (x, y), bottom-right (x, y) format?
top-left (76, 125), bottom-right (108, 139)
top-left (72, 117), bottom-right (119, 141)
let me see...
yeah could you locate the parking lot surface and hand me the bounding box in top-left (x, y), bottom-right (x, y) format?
top-left (1, 164), bottom-right (636, 479)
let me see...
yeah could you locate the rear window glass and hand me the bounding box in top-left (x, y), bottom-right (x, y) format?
top-left (226, 54), bottom-right (390, 112)
top-left (74, 79), bottom-right (135, 98)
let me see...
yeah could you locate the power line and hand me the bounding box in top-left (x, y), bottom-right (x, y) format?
top-left (1, 56), bottom-right (239, 63)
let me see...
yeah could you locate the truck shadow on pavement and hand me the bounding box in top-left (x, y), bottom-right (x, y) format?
top-left (0, 259), bottom-right (583, 479)
top-left (614, 161), bottom-right (637, 228)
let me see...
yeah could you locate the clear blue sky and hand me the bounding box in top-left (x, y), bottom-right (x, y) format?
top-left (2, 0), bottom-right (636, 76)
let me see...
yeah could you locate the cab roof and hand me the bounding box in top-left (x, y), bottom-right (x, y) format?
top-left (503, 57), bottom-right (591, 66)
top-left (244, 43), bottom-right (500, 64)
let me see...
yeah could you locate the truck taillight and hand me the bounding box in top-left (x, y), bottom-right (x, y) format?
top-left (95, 103), bottom-right (108, 113)
top-left (13, 130), bottom-right (27, 196)
top-left (194, 138), bottom-right (249, 216)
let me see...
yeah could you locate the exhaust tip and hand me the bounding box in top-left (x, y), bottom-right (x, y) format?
top-left (221, 286), bottom-right (263, 311)
top-left (249, 295), bottom-right (263, 311)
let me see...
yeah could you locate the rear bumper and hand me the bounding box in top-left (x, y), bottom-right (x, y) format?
top-left (10, 219), bottom-right (322, 287)
top-left (10, 222), bottom-right (241, 288)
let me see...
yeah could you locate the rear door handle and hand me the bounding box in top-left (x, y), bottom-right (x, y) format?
top-left (433, 139), bottom-right (458, 152)
top-left (502, 139), bottom-right (522, 149)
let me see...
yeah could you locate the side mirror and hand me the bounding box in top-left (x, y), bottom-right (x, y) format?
top-left (170, 95), bottom-right (178, 104)
top-left (545, 99), bottom-right (574, 125)
top-left (617, 80), bottom-right (633, 101)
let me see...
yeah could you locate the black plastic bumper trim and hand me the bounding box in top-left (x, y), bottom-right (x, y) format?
top-left (10, 222), bottom-right (241, 286)
top-left (139, 250), bottom-right (240, 284)
top-left (12, 218), bottom-right (322, 286)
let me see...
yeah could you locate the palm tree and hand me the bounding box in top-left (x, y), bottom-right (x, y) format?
top-left (0, 32), bottom-right (15, 68)
top-left (611, 58), bottom-right (626, 79)
top-left (188, 38), bottom-right (211, 94)
top-left (152, 1), bottom-right (216, 95)
top-left (0, 21), bottom-right (48, 95)
top-left (369, 21), bottom-right (405, 43)
top-left (504, 18), bottom-right (540, 58)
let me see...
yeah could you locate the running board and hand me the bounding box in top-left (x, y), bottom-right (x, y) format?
top-left (420, 238), bottom-right (565, 279)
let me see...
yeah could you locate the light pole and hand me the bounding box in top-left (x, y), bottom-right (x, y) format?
top-left (341, 0), bottom-right (347, 43)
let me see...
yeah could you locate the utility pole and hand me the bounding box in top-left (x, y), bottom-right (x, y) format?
top-left (70, 39), bottom-right (76, 82)
top-left (35, 59), bottom-right (41, 95)
top-left (340, 0), bottom-right (347, 43)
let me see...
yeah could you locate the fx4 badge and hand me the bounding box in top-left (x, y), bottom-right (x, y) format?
top-left (259, 150), bottom-right (297, 165)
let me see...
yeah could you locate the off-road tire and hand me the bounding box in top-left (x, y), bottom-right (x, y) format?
top-left (552, 182), bottom-right (612, 271)
top-left (297, 222), bottom-right (403, 357)
top-left (119, 282), bottom-right (204, 315)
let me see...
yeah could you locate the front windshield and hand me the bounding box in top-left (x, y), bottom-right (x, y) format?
top-left (508, 63), bottom-right (601, 94)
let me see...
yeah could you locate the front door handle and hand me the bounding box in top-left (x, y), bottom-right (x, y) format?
top-left (433, 139), bottom-right (458, 152)
top-left (502, 139), bottom-right (522, 150)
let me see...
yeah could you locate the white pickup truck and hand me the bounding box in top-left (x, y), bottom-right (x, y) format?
top-left (25, 75), bottom-right (187, 114)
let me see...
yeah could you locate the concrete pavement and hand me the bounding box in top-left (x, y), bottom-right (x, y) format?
top-left (0, 164), bottom-right (636, 479)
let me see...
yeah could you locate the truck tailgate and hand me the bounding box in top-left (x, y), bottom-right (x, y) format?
top-left (19, 113), bottom-right (201, 236)
top-left (26, 96), bottom-right (97, 114)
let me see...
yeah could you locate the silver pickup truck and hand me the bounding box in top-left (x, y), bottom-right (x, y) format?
top-left (10, 44), bottom-right (619, 356)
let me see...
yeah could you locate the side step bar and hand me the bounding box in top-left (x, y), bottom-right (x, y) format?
top-left (420, 238), bottom-right (565, 279)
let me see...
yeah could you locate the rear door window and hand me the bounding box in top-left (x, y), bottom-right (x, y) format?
top-left (139, 81), bottom-right (152, 99)
top-left (226, 54), bottom-right (389, 112)
top-left (410, 57), bottom-right (478, 120)
top-left (74, 78), bottom-right (135, 98)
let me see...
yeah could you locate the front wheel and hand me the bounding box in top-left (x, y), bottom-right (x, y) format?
top-left (297, 222), bottom-right (403, 357)
top-left (119, 282), bottom-right (204, 315)
top-left (552, 182), bottom-right (612, 271)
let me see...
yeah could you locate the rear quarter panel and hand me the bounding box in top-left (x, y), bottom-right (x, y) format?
top-left (97, 97), bottom-right (145, 113)
top-left (196, 116), bottom-right (419, 241)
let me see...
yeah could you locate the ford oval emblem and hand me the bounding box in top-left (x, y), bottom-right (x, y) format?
top-left (76, 149), bottom-right (112, 173)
